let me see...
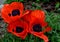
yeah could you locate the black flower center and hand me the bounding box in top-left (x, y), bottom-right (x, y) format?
top-left (12, 9), bottom-right (20, 16)
top-left (33, 24), bottom-right (42, 32)
top-left (16, 26), bottom-right (24, 33)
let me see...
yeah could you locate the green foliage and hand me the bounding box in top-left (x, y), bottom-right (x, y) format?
top-left (55, 2), bottom-right (60, 9)
top-left (32, 3), bottom-right (41, 10)
top-left (4, 0), bottom-right (24, 4)
top-left (45, 11), bottom-right (60, 42)
top-left (35, 0), bottom-right (40, 3)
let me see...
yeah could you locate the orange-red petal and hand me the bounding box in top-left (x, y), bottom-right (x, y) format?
top-left (30, 10), bottom-right (45, 21)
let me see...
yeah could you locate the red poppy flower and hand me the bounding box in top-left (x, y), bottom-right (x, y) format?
top-left (1, 2), bottom-right (24, 23)
top-left (21, 10), bottom-right (52, 42)
top-left (29, 19), bottom-right (51, 42)
top-left (7, 19), bottom-right (28, 39)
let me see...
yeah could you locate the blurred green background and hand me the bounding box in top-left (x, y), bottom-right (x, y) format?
top-left (0, 0), bottom-right (60, 42)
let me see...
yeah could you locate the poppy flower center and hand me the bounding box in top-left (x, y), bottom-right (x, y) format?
top-left (12, 9), bottom-right (20, 16)
top-left (33, 24), bottom-right (42, 32)
top-left (16, 26), bottom-right (24, 33)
